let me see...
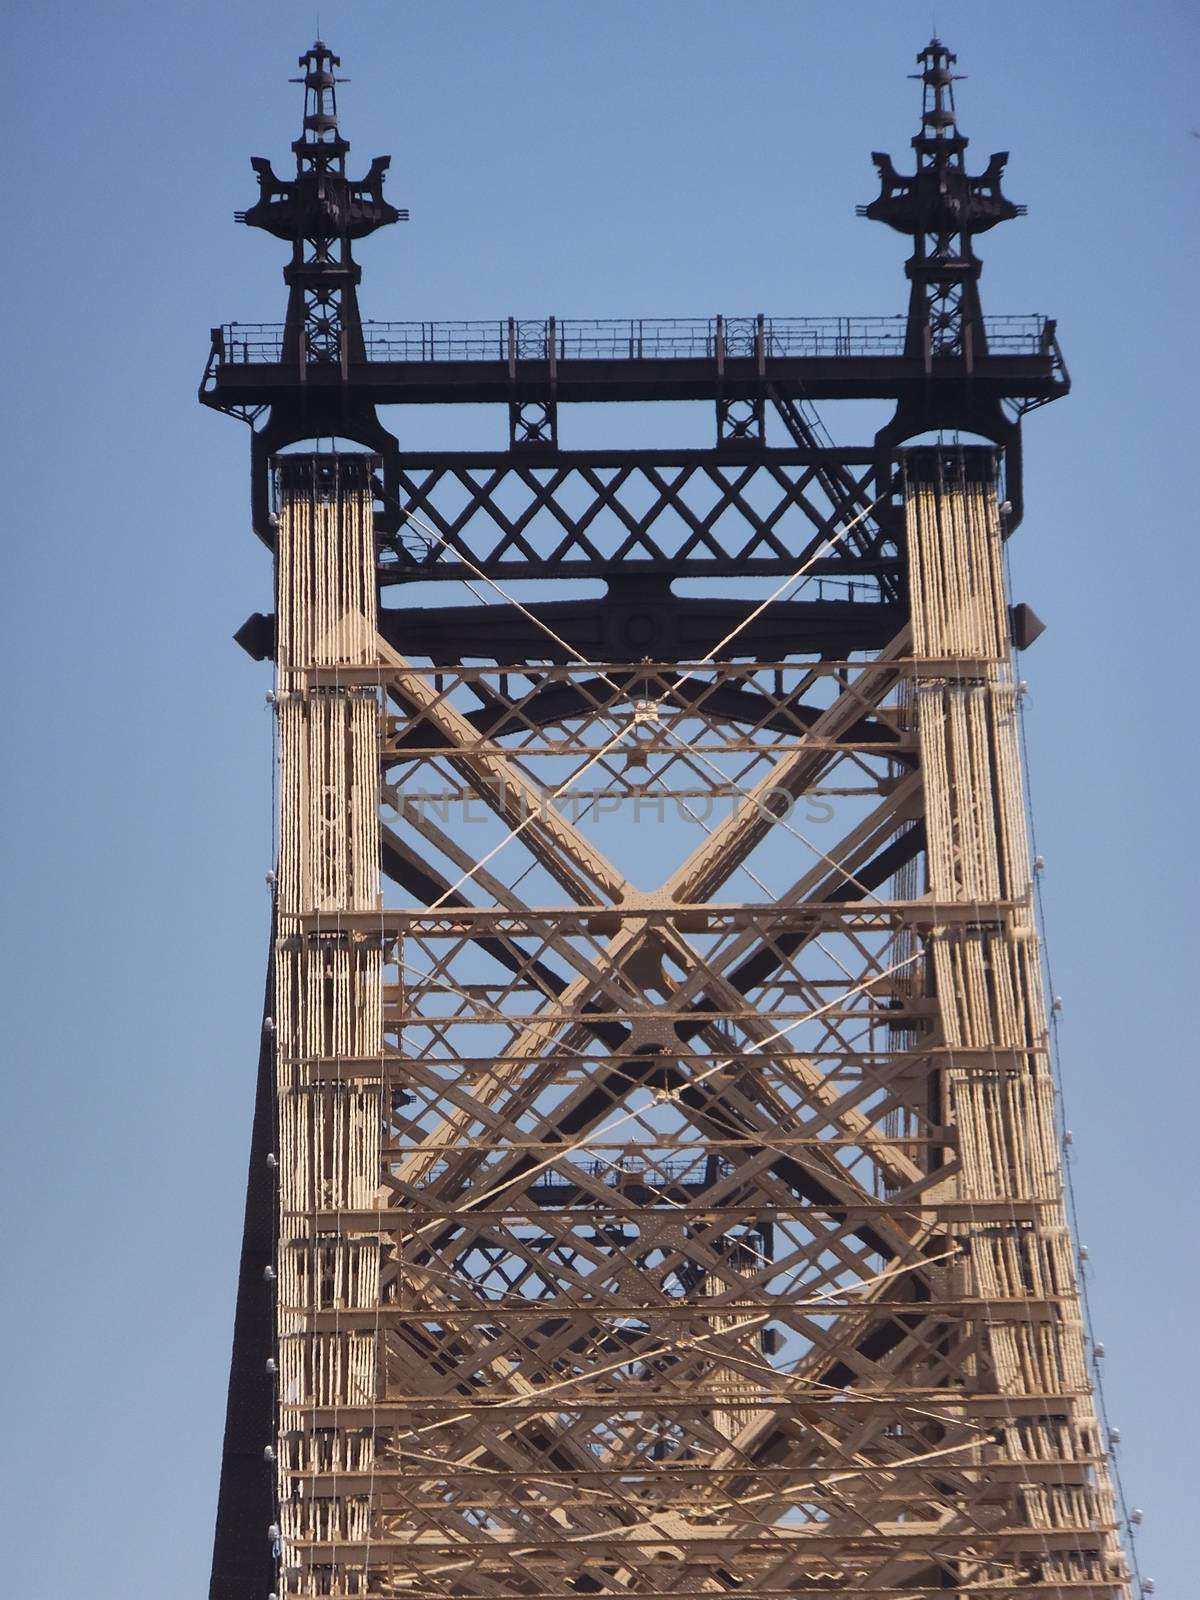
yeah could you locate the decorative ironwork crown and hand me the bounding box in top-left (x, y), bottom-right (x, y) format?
top-left (237, 41), bottom-right (407, 369)
top-left (859, 39), bottom-right (1025, 363)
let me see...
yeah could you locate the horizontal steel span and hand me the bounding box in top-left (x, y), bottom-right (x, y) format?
top-left (202, 310), bottom-right (1066, 408)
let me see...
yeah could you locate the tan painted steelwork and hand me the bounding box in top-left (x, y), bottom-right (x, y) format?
top-left (266, 450), bottom-right (1128, 1598)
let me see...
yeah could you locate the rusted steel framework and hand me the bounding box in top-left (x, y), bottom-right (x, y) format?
top-left (203, 39), bottom-right (1129, 1600)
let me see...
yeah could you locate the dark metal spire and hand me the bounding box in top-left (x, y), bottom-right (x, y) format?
top-left (860, 39), bottom-right (1024, 368)
top-left (217, 41), bottom-right (408, 543)
top-left (238, 40), bottom-right (406, 373)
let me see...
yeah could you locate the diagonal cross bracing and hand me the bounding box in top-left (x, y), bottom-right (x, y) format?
top-left (249, 444), bottom-right (1129, 1599)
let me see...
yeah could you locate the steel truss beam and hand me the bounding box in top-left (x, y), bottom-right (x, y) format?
top-left (375, 450), bottom-right (898, 587)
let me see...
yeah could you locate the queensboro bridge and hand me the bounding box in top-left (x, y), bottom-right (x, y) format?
top-left (201, 37), bottom-right (1130, 1600)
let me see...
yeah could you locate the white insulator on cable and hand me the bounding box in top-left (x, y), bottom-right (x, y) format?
top-left (1108, 1426), bottom-right (1121, 1446)
top-left (1130, 1508), bottom-right (1144, 1525)
top-left (1016, 679), bottom-right (1029, 701)
top-left (1064, 1129), bottom-right (1074, 1146)
top-left (267, 1523), bottom-right (281, 1541)
top-left (263, 1017), bottom-right (276, 1034)
top-left (1093, 1340), bottom-right (1105, 1358)
top-left (1051, 995), bottom-right (1063, 1013)
top-left (263, 1265), bottom-right (276, 1284)
top-left (267, 512), bottom-right (279, 530)
top-left (265, 869), bottom-right (277, 888)
top-left (265, 1152), bottom-right (277, 1169)
top-left (1079, 1244), bottom-right (1089, 1261)
top-left (1034, 854), bottom-right (1045, 872)
top-left (266, 1357), bottom-right (277, 1374)
top-left (265, 690), bottom-right (276, 705)
top-left (999, 500), bottom-right (1013, 515)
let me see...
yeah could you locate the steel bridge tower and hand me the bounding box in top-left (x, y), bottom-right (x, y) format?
top-left (202, 38), bottom-right (1131, 1600)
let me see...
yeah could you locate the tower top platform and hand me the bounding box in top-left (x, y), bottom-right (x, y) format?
top-left (200, 36), bottom-right (1066, 544)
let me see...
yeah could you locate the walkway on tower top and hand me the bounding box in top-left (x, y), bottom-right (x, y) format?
top-left (203, 311), bottom-right (1066, 408)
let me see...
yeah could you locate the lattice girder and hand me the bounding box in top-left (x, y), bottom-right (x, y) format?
top-left (379, 453), bottom-right (895, 588)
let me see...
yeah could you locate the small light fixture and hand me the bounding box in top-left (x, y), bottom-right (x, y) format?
top-left (1009, 602), bottom-right (1046, 651)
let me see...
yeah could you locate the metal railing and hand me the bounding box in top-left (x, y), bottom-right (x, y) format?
top-left (216, 324), bottom-right (289, 364)
top-left (212, 313), bottom-right (1055, 367)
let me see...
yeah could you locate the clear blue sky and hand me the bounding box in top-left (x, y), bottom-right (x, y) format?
top-left (2, 2), bottom-right (1195, 1593)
